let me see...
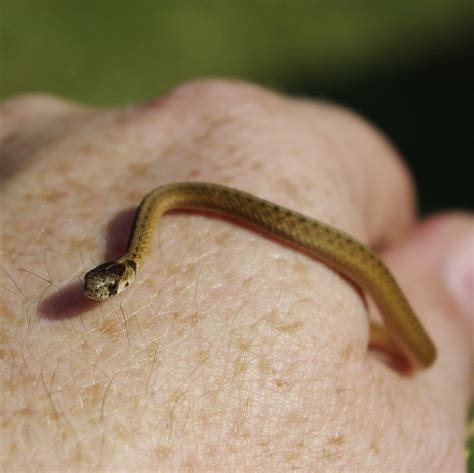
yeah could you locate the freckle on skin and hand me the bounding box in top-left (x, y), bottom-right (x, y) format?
top-left (144, 279), bottom-right (156, 291)
top-left (276, 257), bottom-right (290, 270)
top-left (248, 160), bottom-right (263, 171)
top-left (46, 405), bottom-right (61, 422)
top-left (291, 259), bottom-right (309, 275)
top-left (194, 349), bottom-right (209, 364)
top-left (187, 168), bottom-right (200, 178)
top-left (370, 440), bottom-right (380, 454)
top-left (190, 114), bottom-right (237, 148)
top-left (214, 230), bottom-right (232, 245)
top-left (294, 440), bottom-right (305, 450)
top-left (184, 454), bottom-right (199, 472)
top-left (274, 319), bottom-right (304, 334)
top-left (285, 411), bottom-right (308, 426)
top-left (69, 236), bottom-right (96, 253)
top-left (233, 358), bottom-right (248, 375)
top-left (155, 445), bottom-right (173, 461)
top-left (125, 190), bottom-right (145, 204)
top-left (327, 435), bottom-right (345, 446)
top-left (220, 175), bottom-right (235, 185)
top-left (22, 192), bottom-right (34, 201)
top-left (275, 379), bottom-right (290, 391)
top-left (80, 143), bottom-right (94, 154)
top-left (236, 338), bottom-right (252, 352)
top-left (166, 264), bottom-right (181, 276)
top-left (174, 328), bottom-right (186, 339)
top-left (188, 310), bottom-right (199, 327)
top-left (43, 190), bottom-right (68, 202)
top-left (340, 343), bottom-right (354, 361)
top-left (127, 162), bottom-right (148, 176)
top-left (159, 142), bottom-right (177, 158)
top-left (266, 307), bottom-right (279, 323)
top-left (387, 396), bottom-right (396, 410)
top-left (9, 440), bottom-right (17, 454)
top-left (96, 317), bottom-right (121, 338)
top-left (276, 177), bottom-right (299, 196)
top-left (241, 277), bottom-right (253, 290)
top-left (80, 383), bottom-right (103, 409)
top-left (0, 301), bottom-right (15, 321)
top-left (193, 127), bottom-right (213, 144)
top-left (285, 450), bottom-right (301, 462)
top-left (238, 429), bottom-right (251, 440)
top-left (257, 356), bottom-right (273, 375)
top-left (226, 143), bottom-right (238, 155)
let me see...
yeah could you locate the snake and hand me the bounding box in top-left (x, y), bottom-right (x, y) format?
top-left (84, 182), bottom-right (436, 369)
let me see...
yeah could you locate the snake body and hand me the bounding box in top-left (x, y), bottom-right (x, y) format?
top-left (84, 182), bottom-right (436, 369)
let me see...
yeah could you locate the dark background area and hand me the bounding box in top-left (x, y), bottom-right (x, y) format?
top-left (1, 1), bottom-right (472, 215)
top-left (285, 42), bottom-right (472, 214)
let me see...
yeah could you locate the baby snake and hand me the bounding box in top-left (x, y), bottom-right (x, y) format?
top-left (84, 182), bottom-right (436, 369)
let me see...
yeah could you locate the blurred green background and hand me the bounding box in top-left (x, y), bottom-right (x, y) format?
top-left (0, 1), bottom-right (473, 468)
top-left (0, 0), bottom-right (471, 215)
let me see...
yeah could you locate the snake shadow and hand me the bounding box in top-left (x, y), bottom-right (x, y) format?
top-left (39, 207), bottom-right (136, 320)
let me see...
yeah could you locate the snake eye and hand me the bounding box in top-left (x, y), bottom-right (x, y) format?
top-left (109, 282), bottom-right (118, 294)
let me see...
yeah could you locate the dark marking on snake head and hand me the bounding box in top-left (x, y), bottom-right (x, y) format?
top-left (126, 259), bottom-right (137, 273)
top-left (108, 281), bottom-right (119, 295)
top-left (109, 263), bottom-right (126, 277)
top-left (86, 261), bottom-right (126, 277)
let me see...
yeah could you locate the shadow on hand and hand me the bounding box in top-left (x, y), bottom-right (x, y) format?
top-left (39, 280), bottom-right (98, 319)
top-left (39, 207), bottom-right (136, 319)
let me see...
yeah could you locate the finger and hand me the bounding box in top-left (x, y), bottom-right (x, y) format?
top-left (383, 213), bottom-right (473, 425)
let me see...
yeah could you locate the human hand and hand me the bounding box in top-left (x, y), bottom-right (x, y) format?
top-left (1, 80), bottom-right (472, 471)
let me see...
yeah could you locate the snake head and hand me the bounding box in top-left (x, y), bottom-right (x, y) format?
top-left (84, 261), bottom-right (136, 300)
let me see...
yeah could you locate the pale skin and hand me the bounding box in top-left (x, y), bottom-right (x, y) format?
top-left (0, 80), bottom-right (472, 471)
